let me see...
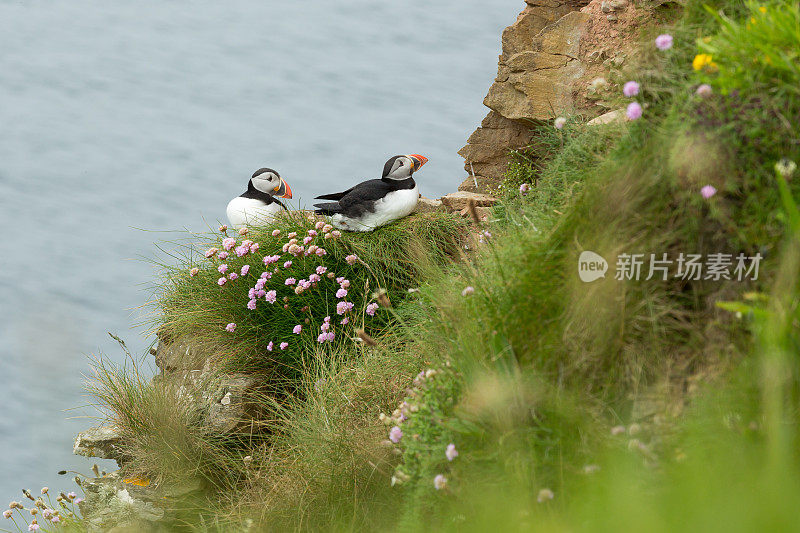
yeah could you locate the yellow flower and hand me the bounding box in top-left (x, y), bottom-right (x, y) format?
top-left (693, 53), bottom-right (714, 71)
top-left (759, 5), bottom-right (767, 12)
top-left (750, 16), bottom-right (757, 24)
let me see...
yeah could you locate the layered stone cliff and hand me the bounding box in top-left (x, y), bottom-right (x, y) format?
top-left (458, 0), bottom-right (641, 193)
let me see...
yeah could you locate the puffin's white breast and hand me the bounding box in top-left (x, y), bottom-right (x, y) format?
top-left (226, 197), bottom-right (282, 229)
top-left (332, 186), bottom-right (419, 232)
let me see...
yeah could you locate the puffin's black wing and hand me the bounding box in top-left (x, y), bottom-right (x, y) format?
top-left (314, 186), bottom-right (356, 201)
top-left (314, 179), bottom-right (398, 217)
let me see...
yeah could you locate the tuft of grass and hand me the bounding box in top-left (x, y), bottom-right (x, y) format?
top-left (155, 210), bottom-right (466, 381)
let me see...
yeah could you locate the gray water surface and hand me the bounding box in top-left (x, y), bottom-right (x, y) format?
top-left (0, 0), bottom-right (519, 499)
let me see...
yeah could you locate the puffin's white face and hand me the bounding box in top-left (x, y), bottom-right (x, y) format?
top-left (252, 170), bottom-right (280, 193)
top-left (251, 168), bottom-right (293, 198)
top-left (382, 154), bottom-right (429, 181)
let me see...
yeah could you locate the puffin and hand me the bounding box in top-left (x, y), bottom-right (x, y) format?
top-left (226, 168), bottom-right (293, 229)
top-left (313, 154), bottom-right (428, 232)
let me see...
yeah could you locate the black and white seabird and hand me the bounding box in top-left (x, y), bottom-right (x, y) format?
top-left (226, 168), bottom-right (293, 229)
top-left (313, 154), bottom-right (428, 232)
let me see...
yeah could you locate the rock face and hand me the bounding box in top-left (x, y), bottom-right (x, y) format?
top-left (486, 10), bottom-right (590, 121)
top-left (79, 472), bottom-right (203, 533)
top-left (74, 426), bottom-right (126, 464)
top-left (458, 0), bottom-right (636, 191)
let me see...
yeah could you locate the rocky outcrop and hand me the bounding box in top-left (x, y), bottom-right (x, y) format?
top-left (485, 10), bottom-right (590, 121)
top-left (79, 472), bottom-right (203, 533)
top-left (459, 0), bottom-right (592, 187)
top-left (74, 426), bottom-right (126, 464)
top-left (458, 0), bottom-right (637, 190)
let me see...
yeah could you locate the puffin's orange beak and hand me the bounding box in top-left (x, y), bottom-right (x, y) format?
top-left (408, 154), bottom-right (428, 172)
top-left (275, 178), bottom-right (293, 199)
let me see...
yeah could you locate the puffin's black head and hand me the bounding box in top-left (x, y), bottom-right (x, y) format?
top-left (382, 154), bottom-right (429, 180)
top-left (251, 167), bottom-right (293, 198)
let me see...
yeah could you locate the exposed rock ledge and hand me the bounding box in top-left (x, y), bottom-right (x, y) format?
top-left (459, 0), bottom-right (640, 191)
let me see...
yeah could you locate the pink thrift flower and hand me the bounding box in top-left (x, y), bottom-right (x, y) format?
top-left (285, 277), bottom-right (296, 285)
top-left (321, 321), bottom-right (330, 333)
top-left (324, 315), bottom-right (331, 323)
top-left (228, 272), bottom-right (238, 281)
top-left (284, 260), bottom-right (293, 268)
top-left (218, 264), bottom-right (228, 274)
top-left (366, 303), bottom-right (379, 316)
top-left (655, 33), bottom-right (673, 50)
top-left (325, 331), bottom-right (335, 341)
top-left (225, 323), bottom-right (236, 332)
top-left (247, 299), bottom-right (257, 310)
top-left (272, 229), bottom-right (281, 237)
top-left (222, 237), bottom-right (236, 250)
top-left (288, 244), bottom-right (303, 255)
top-left (315, 221), bottom-right (325, 230)
top-left (300, 279), bottom-right (312, 289)
top-left (267, 341), bottom-right (274, 351)
top-left (519, 183), bottom-right (530, 195)
top-left (389, 426), bottom-right (403, 443)
top-left (255, 279), bottom-right (266, 291)
top-left (219, 224), bottom-right (228, 233)
top-left (345, 254), bottom-right (358, 265)
top-left (288, 232), bottom-right (297, 238)
top-left (266, 290), bottom-right (277, 303)
top-left (626, 101), bottom-right (643, 120)
top-left (261, 270), bottom-right (272, 279)
top-left (696, 84), bottom-right (712, 97)
top-left (217, 277), bottom-right (227, 286)
top-left (433, 474), bottom-right (447, 490)
top-left (235, 245), bottom-right (249, 257)
top-left (336, 301), bottom-right (354, 315)
top-left (317, 333), bottom-right (327, 343)
top-left (323, 224), bottom-right (333, 233)
top-left (250, 243), bottom-right (260, 253)
top-left (307, 245), bottom-right (318, 255)
top-left (3, 510), bottom-right (12, 519)
top-left (462, 286), bottom-right (474, 296)
top-left (280, 342), bottom-right (288, 350)
top-left (29, 523), bottom-right (40, 531)
top-left (336, 288), bottom-right (348, 298)
top-left (446, 443), bottom-right (458, 461)
top-left (340, 279), bottom-right (350, 289)
top-left (336, 276), bottom-right (345, 284)
top-left (331, 230), bottom-right (341, 238)
top-left (315, 247), bottom-right (327, 256)
top-left (218, 251), bottom-right (229, 260)
top-left (554, 117), bottom-right (566, 129)
top-left (341, 317), bottom-right (349, 325)
top-left (257, 289), bottom-right (266, 298)
top-left (316, 266), bottom-right (327, 275)
top-left (204, 247), bottom-right (218, 258)
top-left (303, 236), bottom-right (313, 245)
top-left (190, 267), bottom-right (199, 277)
top-left (309, 273), bottom-right (321, 283)
top-left (238, 227), bottom-right (248, 236)
top-left (240, 265), bottom-right (250, 276)
top-left (248, 288), bottom-right (257, 299)
top-left (308, 229), bottom-right (318, 237)
top-left (623, 81), bottom-right (640, 97)
top-left (701, 185), bottom-right (717, 199)
top-left (293, 324), bottom-right (302, 334)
